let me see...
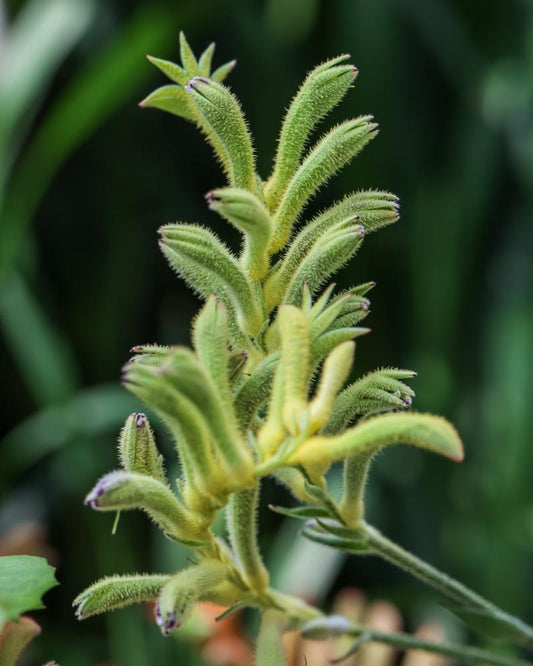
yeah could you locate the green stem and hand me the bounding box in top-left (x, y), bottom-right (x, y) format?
top-left (362, 522), bottom-right (533, 647)
top-left (227, 485), bottom-right (270, 593)
top-left (303, 617), bottom-right (532, 666)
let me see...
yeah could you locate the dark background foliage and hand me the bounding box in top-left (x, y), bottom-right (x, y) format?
top-left (1, 0), bottom-right (532, 664)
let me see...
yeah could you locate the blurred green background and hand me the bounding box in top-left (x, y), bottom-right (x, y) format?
top-left (1, 0), bottom-right (532, 664)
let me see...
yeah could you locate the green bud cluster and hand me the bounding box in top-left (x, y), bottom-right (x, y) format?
top-left (77, 32), bottom-right (465, 658)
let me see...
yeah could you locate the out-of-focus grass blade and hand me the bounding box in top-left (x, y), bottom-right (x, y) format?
top-left (1, 384), bottom-right (139, 482)
top-left (0, 3), bottom-right (180, 278)
top-left (0, 273), bottom-right (79, 404)
top-left (0, 0), bottom-right (96, 193)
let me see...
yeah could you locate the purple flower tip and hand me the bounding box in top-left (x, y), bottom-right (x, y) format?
top-left (135, 413), bottom-right (147, 428)
top-left (186, 76), bottom-right (211, 93)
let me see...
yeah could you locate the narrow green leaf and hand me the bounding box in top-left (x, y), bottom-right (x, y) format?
top-left (198, 42), bottom-right (216, 77)
top-left (179, 31), bottom-right (199, 76)
top-left (146, 55), bottom-right (188, 85)
top-left (268, 504), bottom-right (331, 520)
top-left (211, 59), bottom-right (237, 83)
top-left (139, 84), bottom-right (193, 119)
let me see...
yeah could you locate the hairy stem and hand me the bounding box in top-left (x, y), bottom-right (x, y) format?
top-left (303, 617), bottom-right (531, 666)
top-left (227, 485), bottom-right (270, 594)
top-left (362, 522), bottom-right (533, 647)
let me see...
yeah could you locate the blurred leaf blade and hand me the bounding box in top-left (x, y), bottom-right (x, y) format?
top-left (0, 556), bottom-right (57, 628)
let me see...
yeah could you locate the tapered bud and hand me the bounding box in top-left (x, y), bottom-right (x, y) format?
top-left (289, 412), bottom-right (464, 470)
top-left (186, 77), bottom-right (255, 190)
top-left (278, 306), bottom-right (311, 435)
top-left (160, 224), bottom-right (263, 337)
top-left (193, 296), bottom-right (232, 408)
top-left (74, 575), bottom-right (169, 619)
top-left (264, 215), bottom-right (359, 310)
top-left (206, 187), bottom-right (272, 280)
top-left (309, 341), bottom-right (355, 431)
top-left (118, 413), bottom-right (166, 483)
top-left (284, 225), bottom-right (365, 307)
top-left (265, 55), bottom-right (358, 209)
top-left (269, 117), bottom-right (378, 252)
top-left (324, 368), bottom-right (416, 434)
top-left (84, 471), bottom-right (202, 540)
top-left (155, 560), bottom-right (227, 636)
top-left (311, 327), bottom-right (370, 366)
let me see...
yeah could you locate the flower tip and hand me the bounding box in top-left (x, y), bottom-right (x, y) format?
top-left (135, 413), bottom-right (147, 428)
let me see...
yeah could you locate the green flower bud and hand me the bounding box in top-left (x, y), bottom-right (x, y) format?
top-left (74, 574), bottom-right (170, 620)
top-left (283, 224), bottom-right (365, 307)
top-left (160, 224), bottom-right (263, 338)
top-left (155, 560), bottom-right (227, 635)
top-left (118, 413), bottom-right (166, 483)
top-left (84, 471), bottom-right (203, 541)
top-left (185, 77), bottom-right (255, 190)
top-left (264, 55), bottom-right (358, 209)
top-left (269, 117), bottom-right (378, 252)
top-left (206, 187), bottom-right (272, 280)
top-left (323, 367), bottom-right (416, 435)
top-left (289, 412), bottom-right (464, 470)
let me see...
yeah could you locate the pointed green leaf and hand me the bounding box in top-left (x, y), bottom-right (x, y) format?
top-left (179, 31), bottom-right (199, 76)
top-left (146, 55), bottom-right (188, 85)
top-left (198, 42), bottom-right (216, 77)
top-left (268, 504), bottom-right (331, 520)
top-left (139, 84), bottom-right (193, 120)
top-left (211, 59), bottom-right (237, 83)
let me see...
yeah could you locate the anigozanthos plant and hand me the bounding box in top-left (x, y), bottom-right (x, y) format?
top-left (75, 33), bottom-right (533, 666)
